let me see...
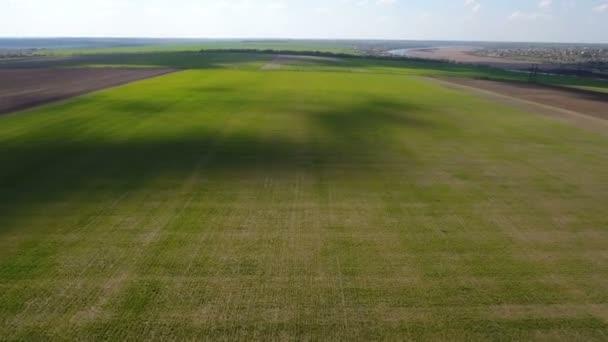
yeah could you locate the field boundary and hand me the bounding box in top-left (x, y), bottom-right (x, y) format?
top-left (426, 76), bottom-right (608, 135)
top-left (0, 68), bottom-right (178, 116)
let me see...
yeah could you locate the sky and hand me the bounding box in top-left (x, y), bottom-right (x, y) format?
top-left (1, 0), bottom-right (608, 43)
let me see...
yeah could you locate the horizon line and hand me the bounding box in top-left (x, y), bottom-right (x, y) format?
top-left (1, 36), bottom-right (608, 45)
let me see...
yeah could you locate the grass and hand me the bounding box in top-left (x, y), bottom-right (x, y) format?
top-left (0, 69), bottom-right (607, 340)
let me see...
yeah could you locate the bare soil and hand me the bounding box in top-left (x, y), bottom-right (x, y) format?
top-left (405, 47), bottom-right (555, 71)
top-left (429, 77), bottom-right (608, 133)
top-left (0, 68), bottom-right (175, 115)
top-left (261, 54), bottom-right (340, 70)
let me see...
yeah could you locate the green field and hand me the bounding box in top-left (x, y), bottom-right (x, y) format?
top-left (1, 64), bottom-right (608, 340)
top-left (17, 49), bottom-right (608, 92)
top-left (50, 41), bottom-right (359, 56)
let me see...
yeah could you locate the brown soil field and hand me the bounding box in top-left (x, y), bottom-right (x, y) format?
top-left (0, 68), bottom-right (175, 115)
top-left (430, 77), bottom-right (608, 134)
top-left (405, 47), bottom-right (555, 71)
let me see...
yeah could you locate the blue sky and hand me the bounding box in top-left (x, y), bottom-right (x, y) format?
top-left (1, 0), bottom-right (607, 42)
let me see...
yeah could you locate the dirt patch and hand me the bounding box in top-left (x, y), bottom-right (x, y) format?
top-left (403, 47), bottom-right (555, 71)
top-left (0, 68), bottom-right (176, 115)
top-left (428, 77), bottom-right (608, 134)
top-left (437, 77), bottom-right (608, 119)
top-left (0, 56), bottom-right (79, 69)
top-left (261, 56), bottom-right (283, 70)
top-left (261, 54), bottom-right (340, 70)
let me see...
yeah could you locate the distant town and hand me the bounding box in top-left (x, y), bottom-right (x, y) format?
top-left (474, 46), bottom-right (608, 66)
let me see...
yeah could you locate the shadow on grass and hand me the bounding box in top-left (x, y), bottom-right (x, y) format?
top-left (0, 94), bottom-right (436, 230)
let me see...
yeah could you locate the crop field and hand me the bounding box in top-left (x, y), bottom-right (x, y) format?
top-left (8, 49), bottom-right (608, 93)
top-left (49, 40), bottom-right (360, 56)
top-left (0, 61), bottom-right (608, 340)
top-left (0, 68), bottom-right (175, 115)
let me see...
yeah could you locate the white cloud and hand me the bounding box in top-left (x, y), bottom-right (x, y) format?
top-left (314, 6), bottom-right (331, 14)
top-left (417, 12), bottom-right (430, 21)
top-left (539, 0), bottom-right (553, 9)
top-left (509, 10), bottom-right (550, 20)
top-left (465, 0), bottom-right (481, 12)
top-left (267, 1), bottom-right (287, 10)
top-left (215, 0), bottom-right (254, 11)
top-left (593, 3), bottom-right (608, 12)
top-left (0, 0), bottom-right (607, 43)
top-left (560, 0), bottom-right (576, 11)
